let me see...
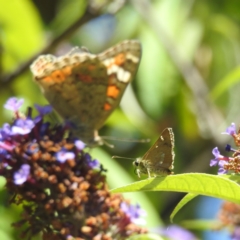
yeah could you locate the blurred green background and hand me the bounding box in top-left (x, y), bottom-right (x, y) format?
top-left (1, 0), bottom-right (240, 239)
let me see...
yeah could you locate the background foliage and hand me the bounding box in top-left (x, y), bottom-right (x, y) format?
top-left (1, 0), bottom-right (240, 239)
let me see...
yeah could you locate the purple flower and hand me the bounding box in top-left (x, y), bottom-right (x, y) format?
top-left (84, 153), bottom-right (100, 169)
top-left (88, 159), bottom-right (100, 168)
top-left (11, 119), bottom-right (35, 135)
top-left (26, 142), bottom-right (39, 155)
top-left (0, 123), bottom-right (12, 138)
top-left (55, 150), bottom-right (75, 163)
top-left (210, 147), bottom-right (229, 174)
top-left (34, 104), bottom-right (53, 116)
top-left (13, 164), bottom-right (30, 185)
top-left (218, 161), bottom-right (229, 174)
top-left (75, 140), bottom-right (85, 150)
top-left (120, 202), bottom-right (146, 225)
top-left (210, 147), bottom-right (224, 167)
top-left (232, 226), bottom-right (240, 240)
top-left (0, 147), bottom-right (11, 162)
top-left (222, 123), bottom-right (236, 135)
top-left (160, 225), bottom-right (197, 240)
top-left (4, 97), bottom-right (24, 111)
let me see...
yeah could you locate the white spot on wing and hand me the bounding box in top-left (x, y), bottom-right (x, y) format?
top-left (106, 64), bottom-right (131, 83)
top-left (103, 58), bottom-right (114, 66)
top-left (107, 64), bottom-right (119, 75)
top-left (117, 68), bottom-right (130, 83)
top-left (126, 53), bottom-right (139, 63)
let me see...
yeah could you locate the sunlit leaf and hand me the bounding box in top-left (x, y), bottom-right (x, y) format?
top-left (50, 0), bottom-right (87, 34)
top-left (0, 0), bottom-right (43, 71)
top-left (170, 193), bottom-right (198, 222)
top-left (181, 219), bottom-right (219, 230)
top-left (111, 173), bottom-right (240, 204)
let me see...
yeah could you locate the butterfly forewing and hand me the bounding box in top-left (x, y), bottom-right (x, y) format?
top-left (135, 128), bottom-right (175, 177)
top-left (142, 128), bottom-right (175, 170)
top-left (94, 40), bottom-right (142, 130)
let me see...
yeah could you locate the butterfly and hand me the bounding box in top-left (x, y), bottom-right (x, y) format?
top-left (30, 40), bottom-right (142, 146)
top-left (133, 128), bottom-right (175, 178)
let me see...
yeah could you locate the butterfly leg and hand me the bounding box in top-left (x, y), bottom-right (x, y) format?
top-left (136, 169), bottom-right (141, 178)
top-left (147, 168), bottom-right (152, 178)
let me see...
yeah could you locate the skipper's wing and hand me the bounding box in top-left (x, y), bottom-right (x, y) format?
top-left (142, 128), bottom-right (175, 170)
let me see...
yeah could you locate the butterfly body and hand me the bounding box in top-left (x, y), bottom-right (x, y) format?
top-left (30, 40), bottom-right (142, 146)
top-left (133, 128), bottom-right (175, 178)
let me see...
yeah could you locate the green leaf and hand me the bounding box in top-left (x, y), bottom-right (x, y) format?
top-left (170, 193), bottom-right (198, 222)
top-left (111, 173), bottom-right (240, 204)
top-left (180, 219), bottom-right (219, 230)
top-left (50, 0), bottom-right (87, 34)
top-left (221, 174), bottom-right (240, 184)
top-left (0, 0), bottom-right (43, 71)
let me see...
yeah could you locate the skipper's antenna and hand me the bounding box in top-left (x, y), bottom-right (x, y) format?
top-left (101, 136), bottom-right (150, 143)
top-left (112, 156), bottom-right (135, 160)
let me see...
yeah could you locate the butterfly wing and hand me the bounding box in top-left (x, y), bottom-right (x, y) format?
top-left (95, 40), bottom-right (142, 129)
top-left (31, 40), bottom-right (141, 144)
top-left (141, 128), bottom-right (175, 176)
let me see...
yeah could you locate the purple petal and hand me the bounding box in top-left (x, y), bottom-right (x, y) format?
top-left (88, 159), bottom-right (100, 168)
top-left (120, 202), bottom-right (128, 212)
top-left (11, 119), bottom-right (35, 135)
top-left (210, 159), bottom-right (218, 167)
top-left (120, 202), bottom-right (146, 225)
top-left (55, 150), bottom-right (75, 163)
top-left (0, 123), bottom-right (12, 138)
top-left (34, 104), bottom-right (53, 116)
top-left (14, 164), bottom-right (30, 185)
top-left (222, 123), bottom-right (236, 135)
top-left (84, 153), bottom-right (100, 168)
top-left (218, 160), bottom-right (226, 167)
top-left (4, 97), bottom-right (24, 111)
top-left (75, 140), bottom-right (85, 150)
top-left (212, 147), bottom-right (221, 158)
top-left (218, 167), bottom-right (228, 174)
top-left (84, 153), bottom-right (91, 162)
top-left (232, 226), bottom-right (240, 240)
top-left (160, 225), bottom-right (197, 240)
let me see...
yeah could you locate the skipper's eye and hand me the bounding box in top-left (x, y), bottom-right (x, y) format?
top-left (133, 161), bottom-right (139, 167)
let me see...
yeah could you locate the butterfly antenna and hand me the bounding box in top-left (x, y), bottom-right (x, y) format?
top-left (101, 139), bottom-right (115, 149)
top-left (112, 156), bottom-right (135, 160)
top-left (101, 136), bottom-right (150, 143)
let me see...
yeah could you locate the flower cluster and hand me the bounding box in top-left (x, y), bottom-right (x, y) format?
top-left (210, 123), bottom-right (240, 239)
top-left (210, 123), bottom-right (240, 174)
top-left (0, 97), bottom-right (147, 240)
top-left (218, 201), bottom-right (240, 240)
